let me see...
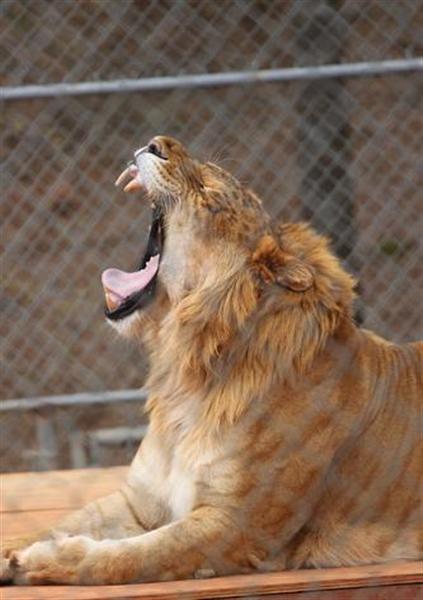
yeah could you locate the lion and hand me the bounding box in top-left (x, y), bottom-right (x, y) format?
top-left (1, 136), bottom-right (421, 585)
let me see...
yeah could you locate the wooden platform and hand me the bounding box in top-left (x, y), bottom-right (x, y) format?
top-left (1, 467), bottom-right (421, 599)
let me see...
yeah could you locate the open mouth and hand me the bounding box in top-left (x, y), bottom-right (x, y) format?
top-left (101, 206), bottom-right (164, 320)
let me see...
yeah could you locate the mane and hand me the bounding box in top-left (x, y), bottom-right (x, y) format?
top-left (145, 220), bottom-right (357, 449)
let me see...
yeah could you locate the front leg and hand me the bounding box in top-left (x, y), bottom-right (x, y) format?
top-left (4, 409), bottom-right (348, 585)
top-left (1, 433), bottom-right (168, 583)
top-left (0, 485), bottom-right (153, 583)
top-left (8, 506), bottom-right (245, 585)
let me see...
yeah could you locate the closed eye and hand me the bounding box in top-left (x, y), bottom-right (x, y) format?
top-left (148, 143), bottom-right (168, 160)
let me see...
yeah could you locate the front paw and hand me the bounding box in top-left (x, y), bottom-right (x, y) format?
top-left (9, 535), bottom-right (94, 585)
top-left (0, 556), bottom-right (14, 583)
top-left (1, 537), bottom-right (36, 584)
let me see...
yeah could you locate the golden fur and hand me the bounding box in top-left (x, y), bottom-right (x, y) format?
top-left (2, 136), bottom-right (421, 585)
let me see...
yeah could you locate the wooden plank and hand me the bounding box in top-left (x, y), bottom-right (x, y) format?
top-left (256, 587), bottom-right (422, 600)
top-left (1, 510), bottom-right (71, 540)
top-left (0, 562), bottom-right (421, 600)
top-left (1, 467), bottom-right (127, 512)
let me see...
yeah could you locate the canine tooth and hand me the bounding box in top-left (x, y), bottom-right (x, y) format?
top-left (115, 167), bottom-right (131, 187)
top-left (123, 179), bottom-right (142, 193)
top-left (115, 164), bottom-right (138, 187)
top-left (105, 291), bottom-right (119, 311)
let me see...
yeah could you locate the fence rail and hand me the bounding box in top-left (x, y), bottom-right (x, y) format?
top-left (0, 389), bottom-right (146, 413)
top-left (2, 58), bottom-right (422, 99)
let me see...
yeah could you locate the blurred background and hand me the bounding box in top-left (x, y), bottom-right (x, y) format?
top-left (1, 0), bottom-right (422, 472)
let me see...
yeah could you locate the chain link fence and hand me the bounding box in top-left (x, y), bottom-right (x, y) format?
top-left (1, 0), bottom-right (422, 471)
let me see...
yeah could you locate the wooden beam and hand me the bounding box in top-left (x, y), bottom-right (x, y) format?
top-left (1, 562), bottom-right (421, 600)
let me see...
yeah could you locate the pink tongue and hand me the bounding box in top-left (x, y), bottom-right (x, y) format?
top-left (101, 255), bottom-right (160, 300)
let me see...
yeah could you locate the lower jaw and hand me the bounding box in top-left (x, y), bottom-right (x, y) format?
top-left (104, 275), bottom-right (158, 321)
top-left (103, 208), bottom-right (164, 321)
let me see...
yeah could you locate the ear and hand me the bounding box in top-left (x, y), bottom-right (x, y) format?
top-left (276, 260), bottom-right (314, 292)
top-left (252, 235), bottom-right (314, 292)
